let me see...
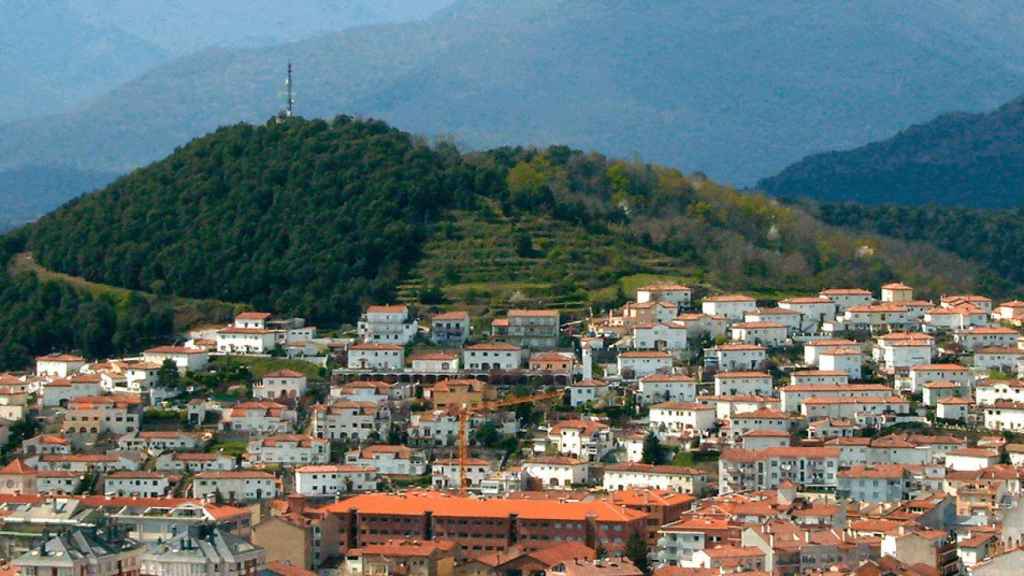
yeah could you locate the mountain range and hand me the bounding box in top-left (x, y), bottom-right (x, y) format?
top-left (4, 0), bottom-right (1024, 209)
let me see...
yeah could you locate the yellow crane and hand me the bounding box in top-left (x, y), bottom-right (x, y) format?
top-left (457, 388), bottom-right (565, 495)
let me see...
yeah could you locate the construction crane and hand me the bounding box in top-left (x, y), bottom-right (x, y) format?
top-left (457, 388), bottom-right (566, 495)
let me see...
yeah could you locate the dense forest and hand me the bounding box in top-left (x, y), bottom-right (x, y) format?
top-left (814, 203), bottom-right (1024, 294)
top-left (0, 233), bottom-right (174, 370)
top-left (759, 95), bottom-right (1024, 207)
top-left (21, 117), bottom-right (1001, 332)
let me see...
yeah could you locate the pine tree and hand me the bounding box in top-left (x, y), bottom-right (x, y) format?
top-left (625, 532), bottom-right (650, 575)
top-left (642, 431), bottom-right (665, 465)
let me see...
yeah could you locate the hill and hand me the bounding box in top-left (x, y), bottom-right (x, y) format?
top-left (758, 95), bottom-right (1024, 207)
top-left (20, 116), bottom-right (1005, 331)
top-left (3, 0), bottom-right (1024, 192)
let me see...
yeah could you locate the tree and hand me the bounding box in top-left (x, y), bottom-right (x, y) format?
top-left (157, 359), bottom-right (181, 389)
top-left (625, 532), bottom-right (650, 575)
top-left (514, 229), bottom-right (535, 257)
top-left (595, 542), bottom-right (608, 559)
top-left (642, 432), bottom-right (666, 465)
top-left (474, 421), bottom-right (501, 448)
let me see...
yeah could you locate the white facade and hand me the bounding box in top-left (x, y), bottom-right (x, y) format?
top-left (143, 346), bottom-right (210, 373)
top-left (522, 457), bottom-right (589, 489)
top-left (245, 434), bottom-right (329, 465)
top-left (358, 305), bottom-right (418, 344)
top-left (617, 351), bottom-right (673, 378)
top-left (294, 464), bottom-right (377, 496)
top-left (801, 396), bottom-right (911, 421)
top-left (431, 458), bottom-right (493, 490)
top-left (567, 379), bottom-right (610, 407)
top-left (702, 295), bottom-right (756, 321)
top-left (803, 339), bottom-right (858, 366)
top-left (633, 323), bottom-right (688, 352)
top-left (345, 445), bottom-right (426, 476)
top-left (984, 402), bottom-right (1024, 432)
top-left (35, 354), bottom-right (86, 378)
top-left (312, 401), bottom-right (385, 442)
top-left (730, 322), bottom-right (787, 347)
top-left (976, 380), bottom-right (1024, 406)
top-left (104, 472), bottom-right (174, 498)
top-left (818, 349), bottom-right (863, 380)
top-left (956, 327), bottom-right (1019, 352)
top-left (192, 471), bottom-right (278, 501)
top-left (215, 328), bottom-right (277, 355)
top-left (649, 402), bottom-right (716, 439)
top-left (909, 364), bottom-right (973, 395)
top-left (348, 344), bottom-right (405, 370)
top-left (462, 343), bottom-right (522, 370)
top-left (819, 289), bottom-right (873, 313)
top-left (603, 464), bottom-right (706, 495)
top-left (636, 285), bottom-right (692, 308)
top-left (713, 372), bottom-right (772, 397)
top-left (637, 374), bottom-right (697, 405)
top-left (778, 297), bottom-right (838, 332)
top-left (974, 348), bottom-right (1024, 372)
top-left (945, 450), bottom-right (999, 471)
top-left (253, 370), bottom-right (308, 400)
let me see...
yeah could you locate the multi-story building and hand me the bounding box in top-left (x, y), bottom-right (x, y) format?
top-left (345, 445), bottom-right (426, 476)
top-left (62, 394), bottom-right (142, 438)
top-left (617, 351), bottom-right (673, 378)
top-left (311, 401), bottom-right (387, 442)
top-left (320, 492), bottom-right (648, 555)
top-left (104, 471), bottom-right (176, 498)
top-left (706, 343), bottom-right (766, 371)
top-left (983, 401), bottom-right (1024, 432)
top-left (909, 364), bottom-right (973, 395)
top-left (431, 458), bottom-right (494, 491)
top-left (522, 456), bottom-right (590, 489)
top-left (503, 309), bottom-right (560, 349)
top-left (14, 530), bottom-right (143, 576)
top-left (221, 401), bottom-right (297, 434)
top-left (976, 380), bottom-right (1024, 405)
top-left (657, 516), bottom-right (736, 567)
top-left (155, 452), bottom-right (236, 473)
top-left (730, 322), bottom-right (787, 347)
top-left (632, 323), bottom-right (688, 354)
top-left (637, 374), bottom-right (697, 405)
top-left (778, 296), bottom-right (838, 332)
top-left (801, 396), bottom-right (911, 423)
top-left (430, 311), bottom-right (471, 346)
top-left (713, 371), bottom-right (772, 397)
top-left (254, 369), bottom-right (308, 401)
top-left (35, 353), bottom-right (87, 378)
top-left (819, 288), bottom-right (874, 312)
top-left (602, 464), bottom-right (707, 495)
top-left (803, 338), bottom-right (858, 365)
top-left (246, 434), bottom-right (329, 466)
top-left (873, 332), bottom-right (935, 373)
top-left (427, 379), bottom-right (496, 410)
top-left (341, 540), bottom-right (458, 576)
top-left (974, 347), bottom-right (1024, 372)
top-left (143, 346), bottom-right (211, 373)
top-left (409, 352), bottom-right (461, 373)
top-left (778, 382), bottom-right (892, 413)
top-left (701, 295), bottom-right (756, 321)
top-left (216, 327), bottom-right (277, 355)
top-left (294, 464), bottom-right (377, 496)
top-left (956, 326), bottom-right (1019, 352)
top-left (141, 526), bottom-right (265, 576)
top-left (192, 471), bottom-right (278, 502)
top-left (649, 402), bottom-right (716, 439)
top-left (462, 342), bottom-right (523, 371)
top-left (718, 446), bottom-right (840, 494)
top-left (117, 431), bottom-right (202, 453)
top-left (548, 419), bottom-right (614, 461)
top-left (358, 304), bottom-right (418, 344)
top-left (567, 379), bottom-right (610, 407)
top-left (347, 343), bottom-right (404, 370)
top-left (726, 409), bottom-right (792, 444)
top-left (636, 284), bottom-right (692, 309)
top-left (836, 464), bottom-right (911, 503)
top-left (819, 347), bottom-right (864, 380)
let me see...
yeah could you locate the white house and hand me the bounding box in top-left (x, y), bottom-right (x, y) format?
top-left (462, 342), bottom-right (522, 371)
top-left (117, 431), bottom-right (201, 454)
top-left (638, 374), bottom-right (697, 405)
top-left (311, 401), bottom-right (386, 442)
top-left (430, 310), bottom-right (470, 346)
top-left (818, 348), bottom-right (863, 380)
top-left (345, 444), bottom-right (426, 476)
top-left (233, 311), bottom-right (271, 329)
top-left (245, 434), bottom-right (329, 465)
top-left (801, 396), bottom-right (911, 422)
top-left (719, 447), bottom-right (840, 493)
top-left (819, 288), bottom-right (873, 313)
top-left (803, 339), bottom-right (858, 366)
top-left (881, 282), bottom-right (914, 303)
top-left (956, 326), bottom-right (1019, 352)
top-left (547, 419), bottom-right (614, 461)
top-left (727, 408), bottom-right (792, 444)
top-left (974, 347), bottom-right (1024, 373)
top-left (909, 364), bottom-right (972, 395)
top-left (836, 464), bottom-right (910, 503)
top-left (701, 294), bottom-right (756, 321)
top-left (567, 379), bottom-right (610, 407)
top-left (745, 307), bottom-right (803, 332)
top-left (143, 346), bottom-right (210, 373)
top-left (154, 452), bottom-right (235, 473)
top-left (192, 470), bottom-right (278, 502)
top-left (522, 456), bottom-right (589, 489)
top-left (636, 284), bottom-right (692, 309)
top-left (221, 401), bottom-right (297, 434)
top-left (944, 448), bottom-right (999, 471)
top-left (993, 300), bottom-right (1024, 325)
top-left (789, 371), bottom-right (848, 387)
top-left (104, 471), bottom-right (175, 498)
top-left (708, 343), bottom-right (766, 371)
top-left (431, 457), bottom-right (493, 491)
top-left (976, 380), bottom-right (1024, 406)
top-left (649, 402), bottom-right (716, 439)
top-left (936, 397), bottom-right (971, 422)
top-left (294, 464), bottom-right (377, 496)
top-left (35, 354), bottom-right (86, 378)
top-left (633, 323), bottom-right (688, 353)
top-left (778, 297), bottom-right (838, 332)
top-left (873, 333), bottom-right (935, 373)
top-left (253, 369), bottom-right (308, 400)
top-left (844, 304), bottom-right (911, 331)
top-left (41, 375), bottom-right (103, 408)
top-left (358, 304), bottom-right (418, 344)
top-left (984, 401), bottom-right (1024, 432)
top-left (348, 343), bottom-right (405, 370)
top-left (713, 371), bottom-right (772, 397)
top-left (216, 327), bottom-right (277, 355)
top-left (779, 383), bottom-right (893, 413)
top-left (61, 395), bottom-right (141, 437)
top-left (730, 322), bottom-right (787, 347)
top-left (922, 381), bottom-right (960, 407)
top-left (603, 463), bottom-right (707, 495)
top-left (617, 350), bottom-right (673, 378)
top-left (409, 351), bottom-right (461, 373)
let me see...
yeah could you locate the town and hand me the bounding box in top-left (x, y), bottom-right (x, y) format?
top-left (2, 282), bottom-right (1024, 576)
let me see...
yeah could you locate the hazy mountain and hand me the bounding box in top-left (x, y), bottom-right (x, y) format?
top-left (0, 166), bottom-right (120, 227)
top-left (3, 0), bottom-right (1024, 190)
top-left (758, 95), bottom-right (1024, 207)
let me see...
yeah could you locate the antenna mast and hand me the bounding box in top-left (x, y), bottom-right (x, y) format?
top-left (285, 62), bottom-right (294, 117)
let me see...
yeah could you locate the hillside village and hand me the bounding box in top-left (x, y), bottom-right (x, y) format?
top-left (3, 282), bottom-right (1024, 576)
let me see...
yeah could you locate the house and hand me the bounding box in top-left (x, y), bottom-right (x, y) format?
top-left (922, 381), bottom-right (961, 406)
top-left (656, 516), bottom-right (734, 568)
top-left (104, 471), bottom-right (176, 498)
top-left (345, 445), bottom-right (426, 476)
top-left (294, 464), bottom-right (377, 496)
top-left (331, 380), bottom-right (404, 404)
top-left (36, 470), bottom-right (83, 495)
top-left (358, 304), bottom-right (418, 344)
top-left (311, 401), bottom-right (386, 442)
top-left (937, 397), bottom-right (971, 422)
top-left (155, 452), bottom-right (236, 473)
top-left (789, 371), bottom-right (848, 387)
top-left (974, 347), bottom-right (1024, 372)
top-left (818, 347), bottom-right (864, 379)
top-left (740, 429), bottom-right (791, 449)
top-left (61, 394), bottom-right (142, 438)
top-left (21, 434), bottom-right (72, 456)
top-left (254, 370), bottom-right (308, 401)
top-left (836, 464), bottom-right (911, 503)
top-left (993, 300), bottom-right (1024, 325)
top-left (617, 350), bottom-right (673, 378)
top-left (984, 401), bottom-right (1024, 432)
top-left (192, 470), bottom-right (278, 502)
top-left (13, 530), bottom-right (143, 576)
top-left (117, 430), bottom-right (202, 453)
top-left (409, 410), bottom-right (463, 447)
top-left (706, 343), bottom-right (766, 371)
top-left (713, 371), bottom-right (772, 397)
top-left (522, 456), bottom-right (590, 489)
top-left (602, 463), bottom-right (707, 495)
top-left (431, 457), bottom-right (494, 491)
top-left (718, 447), bottom-right (840, 493)
top-left (632, 322), bottom-right (689, 354)
top-left (637, 284), bottom-right (692, 309)
top-left (806, 417), bottom-right (858, 439)
top-left (222, 401), bottom-right (297, 434)
top-left (430, 310), bottom-right (470, 346)
top-left (426, 379), bottom-right (496, 410)
top-left (881, 282), bottom-right (914, 302)
top-left (844, 303), bottom-right (911, 331)
top-left (945, 448), bottom-right (999, 471)
top-left (637, 374), bottom-right (697, 405)
top-left (0, 459), bottom-right (37, 495)
top-left (409, 351), bottom-right (461, 373)
top-left (873, 332), bottom-right (935, 373)
top-left (347, 343), bottom-right (404, 370)
top-left (548, 419), bottom-right (614, 461)
top-left (341, 540), bottom-right (458, 576)
top-left (701, 294), bottom-right (756, 321)
top-left (745, 307), bottom-right (803, 332)
top-left (529, 351), bottom-right (575, 373)
top-left (956, 326), bottom-right (1019, 352)
top-left (246, 434), bottom-right (329, 466)
top-left (726, 409), bottom-right (792, 444)
top-left (976, 380), bottom-right (1024, 405)
top-left (692, 546), bottom-right (766, 572)
top-left (730, 322), bottom-right (787, 347)
top-left (142, 526), bottom-right (266, 576)
top-left (567, 379), bottom-right (610, 407)
top-left (819, 288), bottom-right (874, 312)
top-left (463, 342), bottom-right (522, 371)
top-left (40, 375), bottom-right (102, 408)
top-left (216, 325), bottom-right (278, 355)
top-left (801, 396), bottom-right (910, 423)
top-left (778, 296), bottom-right (837, 332)
top-left (35, 353), bottom-right (86, 377)
top-left (34, 453), bottom-right (142, 473)
top-left (803, 338), bottom-right (858, 365)
top-left (649, 402), bottom-right (716, 439)
top-left (143, 346), bottom-right (210, 373)
top-left (234, 312), bottom-right (272, 329)
top-left (674, 313), bottom-right (729, 341)
top-left (502, 309), bottom-right (561, 350)
top-left (909, 364), bottom-right (973, 395)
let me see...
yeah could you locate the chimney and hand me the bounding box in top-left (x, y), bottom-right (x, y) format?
top-left (289, 494), bottom-right (306, 516)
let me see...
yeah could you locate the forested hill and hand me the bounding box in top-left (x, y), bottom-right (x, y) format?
top-left (758, 95), bottom-right (1024, 207)
top-left (20, 116), bottom-right (1007, 327)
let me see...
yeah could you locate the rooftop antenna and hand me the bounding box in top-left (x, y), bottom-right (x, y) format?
top-left (285, 62), bottom-right (295, 117)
